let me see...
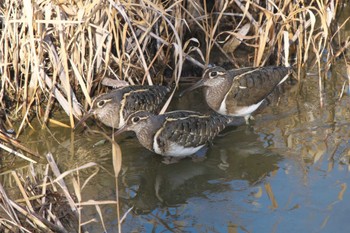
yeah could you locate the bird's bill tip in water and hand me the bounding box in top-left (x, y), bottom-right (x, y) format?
top-left (74, 110), bottom-right (94, 131)
top-left (179, 79), bottom-right (205, 97)
top-left (113, 124), bottom-right (129, 138)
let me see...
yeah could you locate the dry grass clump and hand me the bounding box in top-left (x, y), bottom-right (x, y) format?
top-left (0, 152), bottom-right (125, 232)
top-left (0, 155), bottom-right (81, 232)
top-left (0, 0), bottom-right (348, 129)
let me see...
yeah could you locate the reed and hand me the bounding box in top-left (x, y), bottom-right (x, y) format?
top-left (0, 150), bottom-right (123, 231)
top-left (0, 0), bottom-right (348, 128)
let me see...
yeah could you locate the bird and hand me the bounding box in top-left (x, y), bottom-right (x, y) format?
top-left (75, 85), bottom-right (170, 129)
top-left (114, 110), bottom-right (234, 161)
top-left (180, 66), bottom-right (293, 124)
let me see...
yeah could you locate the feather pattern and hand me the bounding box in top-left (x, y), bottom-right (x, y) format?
top-left (116, 111), bottom-right (233, 157)
top-left (187, 66), bottom-right (293, 118)
top-left (91, 85), bottom-right (170, 128)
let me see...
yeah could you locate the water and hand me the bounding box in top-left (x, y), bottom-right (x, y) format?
top-left (3, 61), bottom-right (349, 232)
top-left (114, 66), bottom-right (350, 233)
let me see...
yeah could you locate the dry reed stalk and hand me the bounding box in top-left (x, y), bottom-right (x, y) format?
top-left (0, 0), bottom-right (345, 129)
top-left (0, 130), bottom-right (40, 155)
top-left (0, 151), bottom-right (121, 231)
top-left (0, 143), bottom-right (37, 163)
top-left (0, 182), bottom-right (22, 230)
top-left (111, 136), bottom-right (122, 233)
top-left (64, 128), bottom-right (126, 231)
top-left (264, 182), bottom-right (278, 210)
top-left (0, 162), bottom-right (78, 231)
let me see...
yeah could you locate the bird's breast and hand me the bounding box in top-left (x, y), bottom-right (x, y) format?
top-left (153, 140), bottom-right (205, 157)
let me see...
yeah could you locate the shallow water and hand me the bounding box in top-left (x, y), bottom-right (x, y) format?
top-left (114, 65), bottom-right (350, 233)
top-left (2, 60), bottom-right (350, 232)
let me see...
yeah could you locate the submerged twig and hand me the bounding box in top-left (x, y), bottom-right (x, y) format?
top-left (0, 132), bottom-right (40, 158)
top-left (0, 143), bottom-right (37, 163)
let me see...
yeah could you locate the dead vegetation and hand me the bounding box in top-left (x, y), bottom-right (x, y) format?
top-left (0, 0), bottom-right (349, 231)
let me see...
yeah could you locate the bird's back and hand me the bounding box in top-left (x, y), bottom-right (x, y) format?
top-left (155, 111), bottom-right (230, 149)
top-left (121, 85), bottom-right (170, 118)
top-left (227, 66), bottom-right (292, 108)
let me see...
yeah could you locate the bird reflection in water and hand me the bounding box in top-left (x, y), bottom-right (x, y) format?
top-left (120, 129), bottom-right (282, 215)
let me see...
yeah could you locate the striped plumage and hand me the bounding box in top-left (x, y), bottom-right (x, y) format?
top-left (181, 66), bottom-right (293, 123)
top-left (76, 85), bottom-right (170, 129)
top-left (115, 110), bottom-right (232, 157)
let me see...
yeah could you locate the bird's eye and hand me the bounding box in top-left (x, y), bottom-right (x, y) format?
top-left (132, 116), bottom-right (140, 123)
top-left (97, 100), bottom-right (106, 108)
top-left (209, 71), bottom-right (217, 78)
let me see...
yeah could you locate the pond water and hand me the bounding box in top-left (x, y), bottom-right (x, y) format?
top-left (115, 65), bottom-right (350, 233)
top-left (1, 7), bottom-right (350, 233)
top-left (2, 60), bottom-right (350, 232)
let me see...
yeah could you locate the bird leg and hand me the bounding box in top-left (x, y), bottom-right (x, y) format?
top-left (244, 115), bottom-right (255, 124)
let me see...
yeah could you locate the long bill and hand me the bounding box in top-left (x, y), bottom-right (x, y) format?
top-left (113, 124), bottom-right (129, 138)
top-left (74, 110), bottom-right (94, 130)
top-left (179, 79), bottom-right (205, 97)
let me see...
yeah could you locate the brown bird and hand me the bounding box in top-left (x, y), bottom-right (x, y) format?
top-left (114, 110), bottom-right (233, 158)
top-left (76, 85), bottom-right (170, 129)
top-left (180, 66), bottom-right (293, 123)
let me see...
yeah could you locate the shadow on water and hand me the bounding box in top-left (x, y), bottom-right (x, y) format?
top-left (121, 127), bottom-right (282, 215)
top-left (89, 124), bottom-right (282, 232)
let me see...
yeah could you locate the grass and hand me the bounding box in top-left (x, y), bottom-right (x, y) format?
top-left (0, 0), bottom-right (349, 231)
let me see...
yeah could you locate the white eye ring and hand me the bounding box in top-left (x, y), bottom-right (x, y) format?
top-left (132, 116), bottom-right (140, 123)
top-left (209, 71), bottom-right (217, 78)
top-left (97, 100), bottom-right (106, 108)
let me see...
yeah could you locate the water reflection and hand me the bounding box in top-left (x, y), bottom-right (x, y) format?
top-left (253, 65), bottom-right (350, 167)
top-left (4, 56), bottom-right (350, 232)
top-left (119, 127), bottom-right (282, 217)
